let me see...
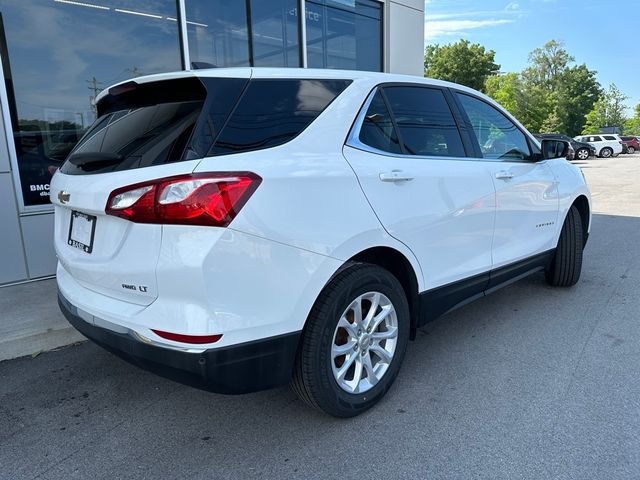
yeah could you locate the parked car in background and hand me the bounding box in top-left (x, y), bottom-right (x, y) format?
top-left (537, 133), bottom-right (595, 160)
top-left (620, 136), bottom-right (640, 154)
top-left (574, 134), bottom-right (623, 158)
top-left (52, 68), bottom-right (591, 417)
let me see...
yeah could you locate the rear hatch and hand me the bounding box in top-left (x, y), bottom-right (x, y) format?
top-left (51, 73), bottom-right (250, 305)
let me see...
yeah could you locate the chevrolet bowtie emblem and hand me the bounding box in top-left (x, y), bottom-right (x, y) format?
top-left (58, 191), bottom-right (70, 204)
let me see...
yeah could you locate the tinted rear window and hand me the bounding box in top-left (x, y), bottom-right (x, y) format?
top-left (210, 79), bottom-right (351, 155)
top-left (603, 136), bottom-right (616, 140)
top-left (384, 86), bottom-right (465, 158)
top-left (61, 77), bottom-right (247, 175)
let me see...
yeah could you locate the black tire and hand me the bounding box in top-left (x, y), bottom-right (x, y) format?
top-left (628, 146), bottom-right (635, 154)
top-left (291, 263), bottom-right (410, 417)
top-left (545, 205), bottom-right (584, 287)
top-left (600, 147), bottom-right (613, 158)
top-left (576, 148), bottom-right (590, 160)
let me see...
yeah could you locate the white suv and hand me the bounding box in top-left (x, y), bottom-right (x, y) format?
top-left (575, 134), bottom-right (623, 158)
top-left (52, 68), bottom-right (591, 417)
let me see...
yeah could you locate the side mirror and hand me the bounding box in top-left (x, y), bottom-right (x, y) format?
top-left (541, 139), bottom-right (572, 160)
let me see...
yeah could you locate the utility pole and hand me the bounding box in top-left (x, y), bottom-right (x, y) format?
top-left (87, 76), bottom-right (104, 118)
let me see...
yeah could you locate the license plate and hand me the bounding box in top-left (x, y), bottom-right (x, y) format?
top-left (68, 211), bottom-right (96, 253)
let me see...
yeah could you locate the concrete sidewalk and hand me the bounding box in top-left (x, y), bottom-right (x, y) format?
top-left (0, 278), bottom-right (85, 361)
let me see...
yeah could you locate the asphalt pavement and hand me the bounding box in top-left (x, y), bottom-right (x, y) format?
top-left (1, 154), bottom-right (640, 480)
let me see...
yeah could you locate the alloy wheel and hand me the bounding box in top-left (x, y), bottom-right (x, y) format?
top-left (331, 291), bottom-right (398, 394)
top-left (577, 149), bottom-right (589, 160)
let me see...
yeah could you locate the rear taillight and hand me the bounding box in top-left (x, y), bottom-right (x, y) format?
top-left (105, 172), bottom-right (261, 227)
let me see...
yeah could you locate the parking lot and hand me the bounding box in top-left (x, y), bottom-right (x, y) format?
top-left (1, 154), bottom-right (639, 480)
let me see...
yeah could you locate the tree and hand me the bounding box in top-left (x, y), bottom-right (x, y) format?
top-left (485, 73), bottom-right (548, 133)
top-left (624, 104), bottom-right (640, 135)
top-left (523, 40), bottom-right (574, 89)
top-left (424, 40), bottom-right (500, 92)
top-left (540, 109), bottom-right (562, 133)
top-left (555, 64), bottom-right (601, 136)
top-left (582, 84), bottom-right (629, 134)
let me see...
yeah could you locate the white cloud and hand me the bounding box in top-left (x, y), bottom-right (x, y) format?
top-left (425, 18), bottom-right (514, 40)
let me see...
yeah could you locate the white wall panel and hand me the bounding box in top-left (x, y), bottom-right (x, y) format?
top-left (388, 1), bottom-right (425, 76)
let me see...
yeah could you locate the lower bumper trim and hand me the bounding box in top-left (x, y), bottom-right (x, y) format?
top-left (58, 291), bottom-right (301, 394)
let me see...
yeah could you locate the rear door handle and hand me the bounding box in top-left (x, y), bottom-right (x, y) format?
top-left (495, 171), bottom-right (514, 180)
top-left (379, 170), bottom-right (414, 183)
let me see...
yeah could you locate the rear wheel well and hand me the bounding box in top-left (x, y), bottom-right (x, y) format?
top-left (571, 195), bottom-right (590, 247)
top-left (347, 247), bottom-right (420, 338)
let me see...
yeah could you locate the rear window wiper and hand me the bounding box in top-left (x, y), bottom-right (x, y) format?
top-left (66, 152), bottom-right (123, 167)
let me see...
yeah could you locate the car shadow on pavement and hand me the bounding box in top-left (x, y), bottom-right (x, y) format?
top-left (1, 213), bottom-right (639, 479)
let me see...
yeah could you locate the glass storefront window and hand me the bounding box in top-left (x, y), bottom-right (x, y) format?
top-left (185, 0), bottom-right (250, 68)
top-left (250, 0), bottom-right (300, 67)
top-left (305, 0), bottom-right (382, 72)
top-left (0, 0), bottom-right (181, 208)
top-left (185, 0), bottom-right (300, 69)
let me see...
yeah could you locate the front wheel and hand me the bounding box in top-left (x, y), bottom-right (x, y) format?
top-left (291, 264), bottom-right (410, 417)
top-left (628, 146), bottom-right (635, 154)
top-left (545, 205), bottom-right (584, 287)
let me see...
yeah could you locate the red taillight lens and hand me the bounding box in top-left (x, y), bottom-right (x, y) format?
top-left (151, 329), bottom-right (222, 344)
top-left (106, 172), bottom-right (261, 227)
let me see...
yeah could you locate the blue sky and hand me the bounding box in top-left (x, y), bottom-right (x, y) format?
top-left (424, 0), bottom-right (638, 113)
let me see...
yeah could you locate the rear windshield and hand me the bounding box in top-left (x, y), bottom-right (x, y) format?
top-left (60, 77), bottom-right (351, 175)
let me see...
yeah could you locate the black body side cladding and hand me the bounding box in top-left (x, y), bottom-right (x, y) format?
top-left (417, 249), bottom-right (554, 327)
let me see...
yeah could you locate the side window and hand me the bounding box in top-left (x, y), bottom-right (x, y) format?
top-left (591, 136), bottom-right (602, 142)
top-left (383, 86), bottom-right (466, 158)
top-left (457, 93), bottom-right (532, 161)
top-left (358, 90), bottom-right (402, 154)
top-left (603, 135), bottom-right (616, 141)
top-left (210, 79), bottom-right (352, 155)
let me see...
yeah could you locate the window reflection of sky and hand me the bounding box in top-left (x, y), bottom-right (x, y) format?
top-left (2, 0), bottom-right (181, 124)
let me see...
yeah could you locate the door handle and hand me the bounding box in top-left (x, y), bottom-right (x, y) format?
top-left (495, 171), bottom-right (514, 180)
top-left (379, 170), bottom-right (414, 183)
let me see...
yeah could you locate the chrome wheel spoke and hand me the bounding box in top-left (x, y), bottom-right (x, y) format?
top-left (363, 292), bottom-right (381, 327)
top-left (336, 352), bottom-right (358, 381)
top-left (362, 353), bottom-right (378, 386)
top-left (352, 299), bottom-right (364, 328)
top-left (345, 357), bottom-right (364, 390)
top-left (369, 344), bottom-right (392, 364)
top-left (371, 326), bottom-right (398, 341)
top-left (337, 316), bottom-right (357, 337)
top-left (368, 304), bottom-right (393, 332)
top-left (332, 341), bottom-right (355, 358)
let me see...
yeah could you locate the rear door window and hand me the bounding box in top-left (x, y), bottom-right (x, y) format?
top-left (357, 90), bottom-right (402, 154)
top-left (603, 135), bottom-right (616, 141)
top-left (210, 79), bottom-right (352, 155)
top-left (382, 86), bottom-right (465, 158)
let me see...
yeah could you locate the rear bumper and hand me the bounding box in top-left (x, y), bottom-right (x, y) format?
top-left (58, 291), bottom-right (301, 394)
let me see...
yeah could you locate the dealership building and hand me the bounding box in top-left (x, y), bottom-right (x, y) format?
top-left (0, 0), bottom-right (424, 288)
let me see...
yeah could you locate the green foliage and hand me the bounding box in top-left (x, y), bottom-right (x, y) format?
top-left (484, 40), bottom-right (603, 135)
top-left (541, 109), bottom-right (562, 133)
top-left (555, 65), bottom-right (602, 136)
top-left (523, 40), bottom-right (574, 89)
top-left (424, 40), bottom-right (500, 92)
top-left (624, 104), bottom-right (640, 135)
top-left (581, 84), bottom-right (629, 134)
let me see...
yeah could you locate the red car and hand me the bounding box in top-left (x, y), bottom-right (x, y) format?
top-left (620, 136), bottom-right (640, 154)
